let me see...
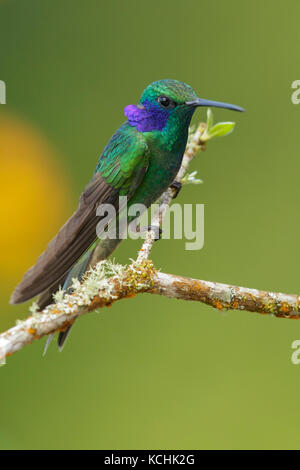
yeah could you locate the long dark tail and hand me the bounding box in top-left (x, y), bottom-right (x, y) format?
top-left (42, 247), bottom-right (95, 354)
top-left (41, 237), bottom-right (122, 353)
top-left (57, 247), bottom-right (95, 350)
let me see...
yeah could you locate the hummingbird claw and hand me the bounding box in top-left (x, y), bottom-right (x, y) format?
top-left (170, 180), bottom-right (182, 199)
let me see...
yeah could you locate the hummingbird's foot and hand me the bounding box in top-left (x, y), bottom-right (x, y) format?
top-left (170, 180), bottom-right (182, 199)
top-left (146, 225), bottom-right (162, 241)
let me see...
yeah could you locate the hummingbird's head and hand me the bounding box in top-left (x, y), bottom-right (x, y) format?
top-left (124, 79), bottom-right (244, 133)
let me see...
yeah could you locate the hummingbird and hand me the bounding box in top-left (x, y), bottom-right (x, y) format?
top-left (10, 79), bottom-right (244, 350)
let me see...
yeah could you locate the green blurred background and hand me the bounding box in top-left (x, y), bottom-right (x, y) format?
top-left (0, 0), bottom-right (299, 450)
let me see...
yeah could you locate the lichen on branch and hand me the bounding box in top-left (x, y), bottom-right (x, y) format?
top-left (2, 112), bottom-right (296, 365)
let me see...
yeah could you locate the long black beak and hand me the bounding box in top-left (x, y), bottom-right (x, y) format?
top-left (186, 98), bottom-right (245, 112)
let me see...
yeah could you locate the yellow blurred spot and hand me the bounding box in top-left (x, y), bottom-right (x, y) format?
top-left (0, 112), bottom-right (72, 287)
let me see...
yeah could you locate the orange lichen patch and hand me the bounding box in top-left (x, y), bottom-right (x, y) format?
top-left (279, 302), bottom-right (291, 314)
top-left (58, 319), bottom-right (75, 332)
top-left (172, 278), bottom-right (207, 302)
top-left (88, 296), bottom-right (110, 311)
top-left (27, 327), bottom-right (37, 335)
top-left (85, 263), bottom-right (155, 312)
top-left (51, 308), bottom-right (61, 315)
top-left (2, 351), bottom-right (13, 358)
top-left (232, 299), bottom-right (239, 309)
top-left (213, 300), bottom-right (224, 311)
top-left (124, 292), bottom-right (136, 299)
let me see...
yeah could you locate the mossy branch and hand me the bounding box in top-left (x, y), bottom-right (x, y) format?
top-left (2, 111), bottom-right (297, 365)
top-left (1, 260), bottom-right (300, 363)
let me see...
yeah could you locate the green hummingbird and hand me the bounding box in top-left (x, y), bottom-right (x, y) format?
top-left (10, 79), bottom-right (244, 349)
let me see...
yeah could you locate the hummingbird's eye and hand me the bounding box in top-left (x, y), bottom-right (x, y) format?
top-left (157, 95), bottom-right (177, 109)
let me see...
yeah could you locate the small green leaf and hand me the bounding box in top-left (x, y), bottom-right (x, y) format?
top-left (209, 121), bottom-right (235, 138)
top-left (206, 108), bottom-right (213, 130)
top-left (182, 170), bottom-right (203, 185)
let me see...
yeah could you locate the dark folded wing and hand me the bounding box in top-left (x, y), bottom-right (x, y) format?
top-left (10, 123), bottom-right (149, 305)
top-left (10, 174), bottom-right (118, 304)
